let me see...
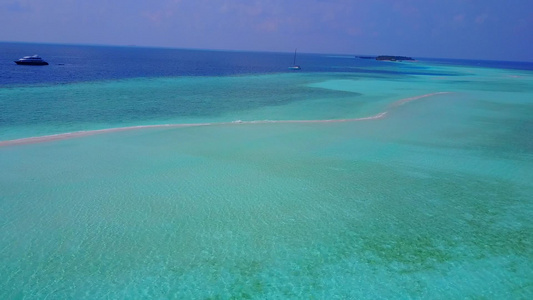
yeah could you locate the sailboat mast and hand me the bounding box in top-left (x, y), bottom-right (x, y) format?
top-left (288, 48), bottom-right (301, 70)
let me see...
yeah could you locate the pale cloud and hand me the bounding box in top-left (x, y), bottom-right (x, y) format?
top-left (2, 0), bottom-right (39, 12)
top-left (453, 14), bottom-right (465, 24)
top-left (450, 13), bottom-right (467, 30)
top-left (475, 13), bottom-right (489, 24)
top-left (347, 27), bottom-right (363, 37)
top-left (393, 1), bottom-right (420, 17)
top-left (139, 0), bottom-right (185, 25)
top-left (218, 1), bottom-right (266, 17)
top-left (256, 19), bottom-right (280, 32)
top-left (142, 11), bottom-right (167, 25)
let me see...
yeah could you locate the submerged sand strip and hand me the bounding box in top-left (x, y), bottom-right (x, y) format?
top-left (0, 123), bottom-right (213, 147)
top-left (390, 92), bottom-right (450, 107)
top-left (0, 92), bottom-right (449, 147)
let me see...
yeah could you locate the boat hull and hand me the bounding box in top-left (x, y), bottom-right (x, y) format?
top-left (15, 61), bottom-right (49, 65)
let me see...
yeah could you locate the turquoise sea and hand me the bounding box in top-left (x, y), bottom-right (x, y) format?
top-left (1, 43), bottom-right (532, 299)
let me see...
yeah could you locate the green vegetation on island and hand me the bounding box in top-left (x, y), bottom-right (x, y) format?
top-left (358, 55), bottom-right (415, 61)
top-left (376, 55), bottom-right (414, 61)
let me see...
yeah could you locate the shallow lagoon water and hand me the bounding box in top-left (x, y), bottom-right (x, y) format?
top-left (1, 45), bottom-right (532, 298)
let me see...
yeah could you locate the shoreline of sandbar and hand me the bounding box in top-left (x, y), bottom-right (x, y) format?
top-left (0, 92), bottom-right (450, 147)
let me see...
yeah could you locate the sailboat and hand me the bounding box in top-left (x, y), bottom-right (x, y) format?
top-left (288, 48), bottom-right (301, 70)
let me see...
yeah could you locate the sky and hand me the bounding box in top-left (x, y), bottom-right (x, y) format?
top-left (1, 0), bottom-right (532, 61)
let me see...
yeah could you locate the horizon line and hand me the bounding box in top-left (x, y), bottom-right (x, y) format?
top-left (1, 40), bottom-right (532, 63)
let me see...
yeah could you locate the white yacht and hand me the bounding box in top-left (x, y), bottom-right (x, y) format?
top-left (14, 55), bottom-right (49, 65)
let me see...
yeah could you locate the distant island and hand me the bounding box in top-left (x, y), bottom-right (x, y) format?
top-left (358, 55), bottom-right (415, 61)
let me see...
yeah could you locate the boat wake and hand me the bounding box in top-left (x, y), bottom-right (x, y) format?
top-left (0, 92), bottom-right (450, 147)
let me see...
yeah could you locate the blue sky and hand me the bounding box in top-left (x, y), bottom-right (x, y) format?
top-left (1, 0), bottom-right (531, 61)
